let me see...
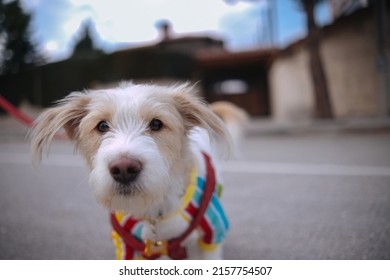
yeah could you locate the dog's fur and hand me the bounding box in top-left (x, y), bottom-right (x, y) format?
top-left (30, 82), bottom-right (244, 259)
top-left (209, 101), bottom-right (248, 159)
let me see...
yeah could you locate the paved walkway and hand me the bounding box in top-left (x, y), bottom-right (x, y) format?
top-left (1, 108), bottom-right (390, 259)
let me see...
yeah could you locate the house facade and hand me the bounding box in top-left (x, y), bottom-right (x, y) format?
top-left (270, 6), bottom-right (389, 121)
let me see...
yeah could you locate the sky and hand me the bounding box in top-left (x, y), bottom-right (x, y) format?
top-left (19, 0), bottom-right (331, 62)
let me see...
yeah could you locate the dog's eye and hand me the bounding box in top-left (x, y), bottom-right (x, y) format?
top-left (149, 119), bottom-right (163, 131)
top-left (96, 121), bottom-right (110, 133)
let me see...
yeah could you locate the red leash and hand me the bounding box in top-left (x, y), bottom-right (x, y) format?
top-left (0, 95), bottom-right (34, 127)
top-left (0, 94), bottom-right (67, 139)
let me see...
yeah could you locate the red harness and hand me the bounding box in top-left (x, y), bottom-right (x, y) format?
top-left (110, 152), bottom-right (216, 259)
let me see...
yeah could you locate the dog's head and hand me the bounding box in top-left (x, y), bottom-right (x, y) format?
top-left (31, 82), bottom-right (229, 218)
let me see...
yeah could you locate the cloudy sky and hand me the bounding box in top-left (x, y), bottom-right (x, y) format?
top-left (20, 0), bottom-right (331, 62)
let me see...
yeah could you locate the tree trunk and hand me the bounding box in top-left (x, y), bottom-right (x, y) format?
top-left (304, 0), bottom-right (333, 118)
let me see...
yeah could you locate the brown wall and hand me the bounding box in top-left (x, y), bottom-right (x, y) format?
top-left (0, 48), bottom-right (195, 109)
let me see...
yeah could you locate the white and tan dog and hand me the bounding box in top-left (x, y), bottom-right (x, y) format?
top-left (31, 82), bottom-right (245, 260)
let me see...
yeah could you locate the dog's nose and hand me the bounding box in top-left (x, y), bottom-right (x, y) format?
top-left (109, 157), bottom-right (142, 184)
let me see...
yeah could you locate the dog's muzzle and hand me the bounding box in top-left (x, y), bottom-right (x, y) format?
top-left (109, 157), bottom-right (142, 185)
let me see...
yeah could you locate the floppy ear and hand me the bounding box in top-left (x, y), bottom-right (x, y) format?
top-left (30, 92), bottom-right (91, 162)
top-left (172, 85), bottom-right (231, 155)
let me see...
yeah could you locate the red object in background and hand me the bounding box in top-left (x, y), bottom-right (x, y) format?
top-left (0, 94), bottom-right (67, 139)
top-left (0, 95), bottom-right (34, 127)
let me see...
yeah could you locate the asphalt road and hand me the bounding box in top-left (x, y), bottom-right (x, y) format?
top-left (1, 121), bottom-right (390, 260)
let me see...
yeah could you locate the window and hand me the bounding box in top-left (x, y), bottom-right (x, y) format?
top-left (213, 79), bottom-right (248, 95)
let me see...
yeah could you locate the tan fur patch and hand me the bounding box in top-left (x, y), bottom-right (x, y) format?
top-left (209, 101), bottom-right (249, 125)
top-left (30, 92), bottom-right (91, 162)
top-left (76, 97), bottom-right (116, 168)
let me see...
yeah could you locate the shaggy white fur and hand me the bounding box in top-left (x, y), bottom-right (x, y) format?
top-left (31, 82), bottom-right (245, 259)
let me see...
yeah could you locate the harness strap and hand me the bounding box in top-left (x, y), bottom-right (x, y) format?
top-left (110, 152), bottom-right (216, 259)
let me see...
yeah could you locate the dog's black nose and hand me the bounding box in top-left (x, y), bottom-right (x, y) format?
top-left (109, 157), bottom-right (142, 184)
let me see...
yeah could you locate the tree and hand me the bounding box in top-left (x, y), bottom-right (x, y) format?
top-left (296, 0), bottom-right (333, 118)
top-left (0, 0), bottom-right (42, 74)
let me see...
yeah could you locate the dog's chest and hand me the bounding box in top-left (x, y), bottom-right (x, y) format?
top-left (110, 151), bottom-right (229, 260)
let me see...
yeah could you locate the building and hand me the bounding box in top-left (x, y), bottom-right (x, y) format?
top-left (329, 0), bottom-right (370, 19)
top-left (270, 5), bottom-right (389, 121)
top-left (4, 5), bottom-right (387, 120)
top-left (196, 49), bottom-right (276, 116)
top-left (0, 21), bottom-right (274, 117)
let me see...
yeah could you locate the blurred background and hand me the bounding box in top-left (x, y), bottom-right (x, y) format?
top-left (0, 0), bottom-right (388, 120)
top-left (0, 0), bottom-right (390, 260)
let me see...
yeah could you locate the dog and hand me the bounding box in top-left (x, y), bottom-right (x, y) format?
top-left (30, 82), bottom-right (245, 259)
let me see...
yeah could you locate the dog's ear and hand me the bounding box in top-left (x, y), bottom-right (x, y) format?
top-left (172, 85), bottom-right (231, 156)
top-left (30, 92), bottom-right (91, 162)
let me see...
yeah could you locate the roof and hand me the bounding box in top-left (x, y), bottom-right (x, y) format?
top-left (111, 35), bottom-right (224, 56)
top-left (195, 49), bottom-right (278, 69)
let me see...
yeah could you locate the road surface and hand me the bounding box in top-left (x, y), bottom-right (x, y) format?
top-left (1, 117), bottom-right (390, 259)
